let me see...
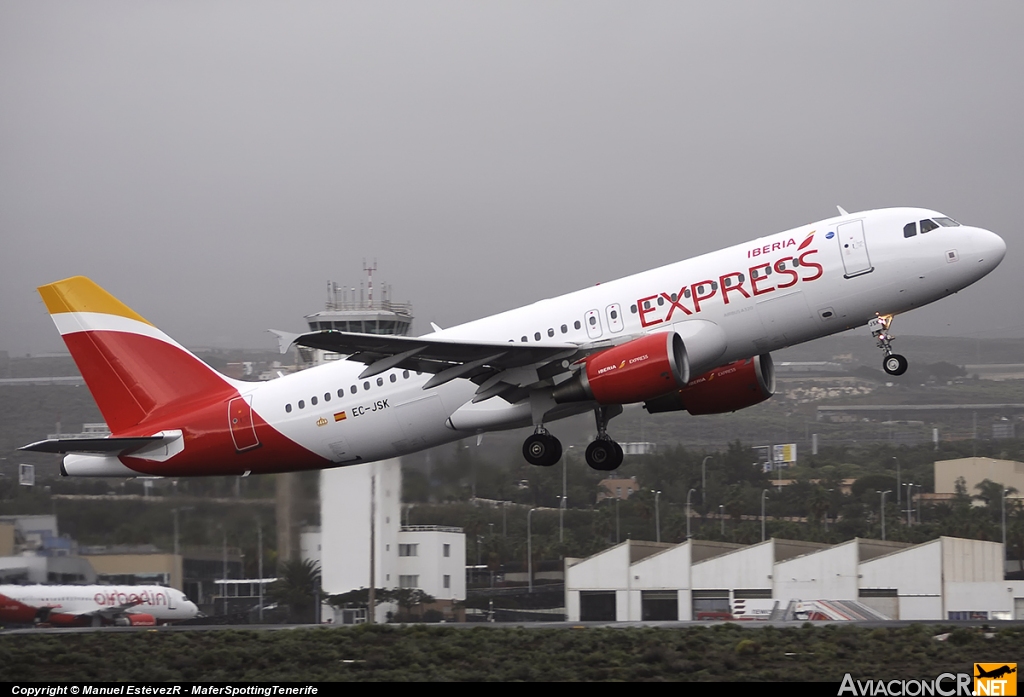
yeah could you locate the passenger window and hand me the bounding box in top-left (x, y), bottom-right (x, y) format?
top-left (547, 328), bottom-right (554, 337)
top-left (402, 370), bottom-right (409, 379)
top-left (534, 332), bottom-right (541, 341)
top-left (589, 316), bottom-right (597, 326)
top-left (657, 296), bottom-right (664, 306)
top-left (351, 385), bottom-right (357, 393)
top-left (311, 396), bottom-right (318, 406)
top-left (285, 404), bottom-right (292, 413)
top-left (363, 381), bottom-right (370, 390)
top-left (338, 389), bottom-right (344, 398)
top-left (574, 320), bottom-right (582, 329)
top-left (521, 336), bottom-right (528, 342)
top-left (390, 374), bottom-right (396, 383)
top-left (298, 400), bottom-right (305, 409)
top-left (324, 392), bottom-right (331, 402)
top-left (904, 222), bottom-right (917, 238)
top-left (377, 377), bottom-right (383, 386)
top-left (630, 305), bottom-right (637, 314)
top-left (920, 219), bottom-right (938, 234)
top-left (560, 324), bottom-right (567, 333)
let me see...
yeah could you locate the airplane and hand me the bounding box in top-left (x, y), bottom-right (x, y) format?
top-left (0, 584), bottom-right (200, 627)
top-left (20, 206), bottom-right (1005, 475)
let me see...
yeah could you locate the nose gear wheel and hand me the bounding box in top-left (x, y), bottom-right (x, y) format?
top-left (870, 314), bottom-right (910, 376)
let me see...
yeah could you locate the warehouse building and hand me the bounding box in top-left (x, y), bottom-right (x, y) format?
top-left (566, 536), bottom-right (1024, 621)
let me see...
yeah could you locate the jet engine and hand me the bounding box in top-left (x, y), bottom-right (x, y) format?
top-left (114, 613), bottom-right (157, 627)
top-left (643, 354), bottom-right (775, 415)
top-left (552, 332), bottom-right (688, 405)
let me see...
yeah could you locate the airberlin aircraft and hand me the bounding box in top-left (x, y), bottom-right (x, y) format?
top-left (0, 584), bottom-right (199, 627)
top-left (22, 207), bottom-right (1005, 474)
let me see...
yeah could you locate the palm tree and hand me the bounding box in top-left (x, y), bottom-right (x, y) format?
top-left (267, 559), bottom-right (321, 623)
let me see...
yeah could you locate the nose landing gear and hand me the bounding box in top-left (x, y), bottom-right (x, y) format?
top-left (870, 315), bottom-right (908, 376)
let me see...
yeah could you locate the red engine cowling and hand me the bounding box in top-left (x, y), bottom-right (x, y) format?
top-left (115, 613), bottom-right (157, 627)
top-left (553, 332), bottom-right (688, 405)
top-left (644, 354), bottom-right (775, 415)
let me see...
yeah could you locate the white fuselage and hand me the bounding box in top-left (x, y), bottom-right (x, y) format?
top-left (243, 207), bottom-right (1005, 466)
top-left (0, 584), bottom-right (200, 623)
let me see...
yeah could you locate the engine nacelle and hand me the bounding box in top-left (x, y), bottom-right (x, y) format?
top-left (553, 332), bottom-right (688, 405)
top-left (114, 613), bottom-right (157, 627)
top-left (643, 354), bottom-right (775, 415)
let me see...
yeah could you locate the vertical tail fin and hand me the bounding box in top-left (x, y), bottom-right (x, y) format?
top-left (38, 277), bottom-right (236, 433)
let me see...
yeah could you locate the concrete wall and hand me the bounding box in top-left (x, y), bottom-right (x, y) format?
top-left (320, 459), bottom-right (402, 595)
top-left (691, 540), bottom-right (774, 592)
top-left (774, 539), bottom-right (860, 605)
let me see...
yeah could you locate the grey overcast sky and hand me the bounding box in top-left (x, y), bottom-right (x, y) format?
top-left (2, 2), bottom-right (1022, 356)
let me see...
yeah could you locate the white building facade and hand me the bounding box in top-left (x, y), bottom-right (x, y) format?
top-left (566, 536), bottom-right (1024, 622)
top-left (314, 458), bottom-right (466, 623)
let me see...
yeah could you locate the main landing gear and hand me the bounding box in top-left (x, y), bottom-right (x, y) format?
top-left (585, 406), bottom-right (624, 472)
top-left (523, 427), bottom-right (562, 467)
top-left (521, 406), bottom-right (625, 471)
top-left (870, 314), bottom-right (908, 376)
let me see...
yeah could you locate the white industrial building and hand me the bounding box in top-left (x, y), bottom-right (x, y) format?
top-left (310, 458), bottom-right (466, 623)
top-left (566, 536), bottom-right (1024, 622)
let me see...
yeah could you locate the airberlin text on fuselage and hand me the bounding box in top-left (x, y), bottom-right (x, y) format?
top-left (93, 589), bottom-right (167, 607)
top-left (636, 243), bottom-right (824, 328)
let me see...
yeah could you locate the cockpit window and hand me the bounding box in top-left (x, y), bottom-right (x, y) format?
top-left (934, 216), bottom-right (960, 227)
top-left (903, 222), bottom-right (917, 238)
top-left (920, 219), bottom-right (939, 234)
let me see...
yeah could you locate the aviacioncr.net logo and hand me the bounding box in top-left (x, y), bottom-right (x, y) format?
top-left (839, 673), bottom-right (973, 696)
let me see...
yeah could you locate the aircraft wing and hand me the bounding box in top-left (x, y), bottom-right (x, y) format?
top-left (19, 436), bottom-right (167, 455)
top-left (271, 329), bottom-right (598, 403)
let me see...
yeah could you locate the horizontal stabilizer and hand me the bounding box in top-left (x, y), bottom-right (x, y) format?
top-left (19, 436), bottom-right (165, 455)
top-left (267, 329), bottom-right (301, 355)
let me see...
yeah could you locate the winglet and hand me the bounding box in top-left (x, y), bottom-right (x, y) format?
top-left (430, 322), bottom-right (443, 333)
top-left (267, 329), bottom-right (300, 354)
top-left (836, 205), bottom-right (849, 216)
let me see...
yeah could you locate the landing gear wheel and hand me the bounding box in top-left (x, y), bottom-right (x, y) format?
top-left (523, 433), bottom-right (562, 467)
top-left (586, 439), bottom-right (623, 471)
top-left (883, 354), bottom-right (908, 376)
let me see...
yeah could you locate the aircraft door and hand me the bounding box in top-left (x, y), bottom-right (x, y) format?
top-left (584, 309), bottom-right (603, 339)
top-left (837, 220), bottom-right (874, 278)
top-left (228, 396), bottom-right (260, 452)
top-left (606, 304), bottom-right (624, 333)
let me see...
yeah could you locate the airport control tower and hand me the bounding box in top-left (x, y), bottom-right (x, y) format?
top-left (297, 261), bottom-right (413, 368)
top-left (281, 263), bottom-right (413, 563)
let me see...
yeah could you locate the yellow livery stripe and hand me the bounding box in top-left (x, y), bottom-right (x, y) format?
top-left (38, 277), bottom-right (153, 326)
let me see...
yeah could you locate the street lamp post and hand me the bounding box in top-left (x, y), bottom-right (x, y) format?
top-left (719, 504), bottom-right (725, 536)
top-left (557, 495), bottom-right (566, 543)
top-left (761, 489), bottom-right (769, 542)
top-left (615, 497), bottom-right (620, 544)
top-left (1002, 488), bottom-right (1009, 551)
top-left (905, 482), bottom-right (915, 526)
top-left (257, 522), bottom-right (263, 623)
top-left (879, 490), bottom-right (891, 541)
top-left (653, 490), bottom-right (662, 543)
top-left (893, 457), bottom-right (900, 508)
top-left (701, 456), bottom-right (712, 505)
top-left (686, 488), bottom-right (696, 540)
top-left (527, 508), bottom-right (537, 593)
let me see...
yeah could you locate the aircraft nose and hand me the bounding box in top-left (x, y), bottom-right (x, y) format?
top-left (974, 227), bottom-right (1007, 273)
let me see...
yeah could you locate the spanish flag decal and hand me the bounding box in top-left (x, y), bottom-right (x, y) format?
top-left (334, 411), bottom-right (347, 422)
